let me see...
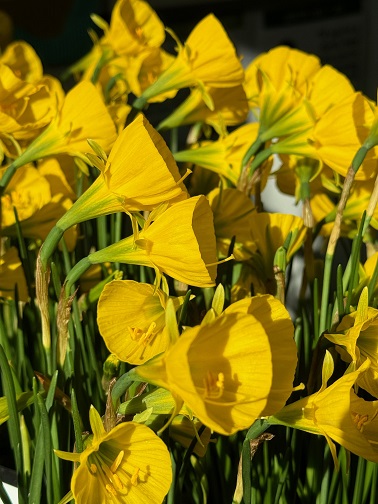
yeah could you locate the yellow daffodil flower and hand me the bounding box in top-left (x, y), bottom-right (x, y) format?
top-left (269, 352), bottom-right (378, 465)
top-left (1, 164), bottom-right (77, 250)
top-left (97, 280), bottom-right (188, 364)
top-left (130, 295), bottom-right (297, 435)
top-left (5, 80), bottom-right (117, 180)
top-left (53, 113), bottom-right (187, 233)
top-left (0, 40), bottom-right (43, 83)
top-left (0, 63), bottom-right (63, 156)
top-left (55, 405), bottom-right (172, 503)
top-left (135, 14), bottom-right (244, 105)
top-left (325, 287), bottom-right (378, 398)
top-left (67, 195), bottom-right (217, 288)
top-left (312, 92), bottom-right (378, 180)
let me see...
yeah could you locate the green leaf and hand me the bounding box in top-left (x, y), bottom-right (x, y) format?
top-left (0, 391), bottom-right (34, 425)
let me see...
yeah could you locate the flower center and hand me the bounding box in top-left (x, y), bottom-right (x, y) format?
top-left (128, 321), bottom-right (157, 346)
top-left (351, 408), bottom-right (378, 434)
top-left (88, 448), bottom-right (142, 497)
top-left (203, 371), bottom-right (224, 399)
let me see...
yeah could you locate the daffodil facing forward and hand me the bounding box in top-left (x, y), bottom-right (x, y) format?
top-left (55, 405), bottom-right (172, 503)
top-left (97, 280), bottom-right (188, 364)
top-left (126, 294), bottom-right (297, 435)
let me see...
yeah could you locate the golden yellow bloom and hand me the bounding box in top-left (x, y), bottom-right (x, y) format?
top-left (55, 114), bottom-right (188, 232)
top-left (7, 80), bottom-right (117, 176)
top-left (80, 195), bottom-right (217, 288)
top-left (242, 46), bottom-right (362, 178)
top-left (55, 405), bottom-right (172, 503)
top-left (80, 0), bottom-right (174, 103)
top-left (97, 280), bottom-right (187, 364)
top-left (1, 164), bottom-right (76, 250)
top-left (0, 62), bottom-right (63, 154)
top-left (131, 300), bottom-right (297, 435)
top-left (325, 287), bottom-right (378, 398)
top-left (0, 247), bottom-right (28, 302)
top-left (312, 92), bottom-right (378, 180)
top-left (137, 14), bottom-right (244, 103)
top-left (104, 0), bottom-right (166, 57)
top-left (269, 352), bottom-right (378, 464)
top-left (1, 164), bottom-right (51, 228)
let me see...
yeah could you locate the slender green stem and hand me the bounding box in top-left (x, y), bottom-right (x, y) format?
top-left (318, 165), bottom-right (355, 336)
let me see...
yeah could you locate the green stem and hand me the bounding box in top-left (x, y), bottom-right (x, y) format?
top-left (64, 257), bottom-right (92, 298)
top-left (318, 164), bottom-right (356, 336)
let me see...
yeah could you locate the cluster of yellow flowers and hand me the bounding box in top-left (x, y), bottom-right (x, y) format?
top-left (2, 0), bottom-right (378, 502)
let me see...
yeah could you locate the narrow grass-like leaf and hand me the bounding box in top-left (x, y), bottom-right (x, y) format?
top-left (352, 456), bottom-right (366, 504)
top-left (45, 370), bottom-right (58, 412)
top-left (37, 394), bottom-right (52, 504)
top-left (0, 344), bottom-right (25, 500)
top-left (273, 448), bottom-right (290, 504)
top-left (336, 264), bottom-right (344, 321)
top-left (71, 388), bottom-right (83, 453)
top-left (345, 213), bottom-right (365, 313)
top-left (28, 424), bottom-right (44, 504)
top-left (367, 257), bottom-right (378, 304)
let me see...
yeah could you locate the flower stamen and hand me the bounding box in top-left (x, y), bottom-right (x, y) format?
top-left (203, 371), bottom-right (224, 399)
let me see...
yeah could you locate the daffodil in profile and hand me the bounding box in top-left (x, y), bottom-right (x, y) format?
top-left (134, 14), bottom-right (244, 106)
top-left (325, 287), bottom-right (378, 398)
top-left (268, 352), bottom-right (378, 465)
top-left (49, 113), bottom-right (187, 236)
top-left (55, 405), bottom-right (172, 503)
top-left (63, 195), bottom-right (217, 291)
top-left (97, 280), bottom-right (188, 364)
top-left (129, 295), bottom-right (297, 435)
